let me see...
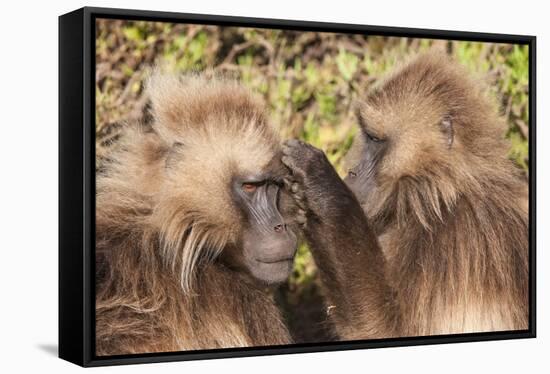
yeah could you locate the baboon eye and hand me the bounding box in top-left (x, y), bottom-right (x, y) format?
top-left (242, 183), bottom-right (258, 193)
top-left (365, 132), bottom-right (382, 143)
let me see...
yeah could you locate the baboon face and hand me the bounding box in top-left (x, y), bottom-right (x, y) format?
top-left (231, 157), bottom-right (298, 284)
top-left (164, 136), bottom-right (298, 285)
top-left (342, 53), bottom-right (516, 214)
top-left (343, 120), bottom-right (387, 206)
top-left (344, 96), bottom-right (448, 206)
top-left (148, 73), bottom-right (299, 285)
top-left (345, 55), bottom-right (506, 230)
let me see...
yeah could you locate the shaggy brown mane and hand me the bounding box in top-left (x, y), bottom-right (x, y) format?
top-left (95, 73), bottom-right (290, 355)
top-left (360, 53), bottom-right (529, 334)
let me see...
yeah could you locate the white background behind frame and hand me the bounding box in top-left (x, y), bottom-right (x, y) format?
top-left (0, 0), bottom-right (547, 372)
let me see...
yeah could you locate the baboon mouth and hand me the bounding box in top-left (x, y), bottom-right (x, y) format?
top-left (256, 257), bottom-right (294, 264)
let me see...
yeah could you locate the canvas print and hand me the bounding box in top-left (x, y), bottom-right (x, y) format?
top-left (94, 18), bottom-right (530, 356)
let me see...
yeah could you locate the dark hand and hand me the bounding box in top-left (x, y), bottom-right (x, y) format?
top-left (282, 139), bottom-right (347, 222)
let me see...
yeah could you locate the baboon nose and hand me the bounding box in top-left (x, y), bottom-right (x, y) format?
top-left (273, 224), bottom-right (285, 233)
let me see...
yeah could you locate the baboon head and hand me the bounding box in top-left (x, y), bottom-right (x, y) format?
top-left (147, 73), bottom-right (298, 288)
top-left (344, 53), bottom-right (509, 228)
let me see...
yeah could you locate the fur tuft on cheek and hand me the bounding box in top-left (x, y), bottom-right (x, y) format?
top-left (150, 203), bottom-right (234, 294)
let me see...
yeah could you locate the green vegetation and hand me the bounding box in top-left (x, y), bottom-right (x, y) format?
top-left (96, 19), bottom-right (529, 341)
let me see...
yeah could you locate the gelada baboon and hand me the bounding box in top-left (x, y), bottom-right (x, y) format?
top-left (95, 73), bottom-right (299, 355)
top-left (282, 53), bottom-right (529, 339)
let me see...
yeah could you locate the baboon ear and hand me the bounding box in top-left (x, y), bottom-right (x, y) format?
top-left (440, 115), bottom-right (454, 149)
top-left (145, 72), bottom-right (193, 140)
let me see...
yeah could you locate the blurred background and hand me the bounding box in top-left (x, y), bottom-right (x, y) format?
top-left (95, 19), bottom-right (529, 343)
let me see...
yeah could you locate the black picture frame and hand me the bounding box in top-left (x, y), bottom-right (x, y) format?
top-left (59, 6), bottom-right (537, 367)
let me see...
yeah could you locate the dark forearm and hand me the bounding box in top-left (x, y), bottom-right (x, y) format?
top-left (282, 139), bottom-right (400, 338)
top-left (305, 185), bottom-right (400, 338)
